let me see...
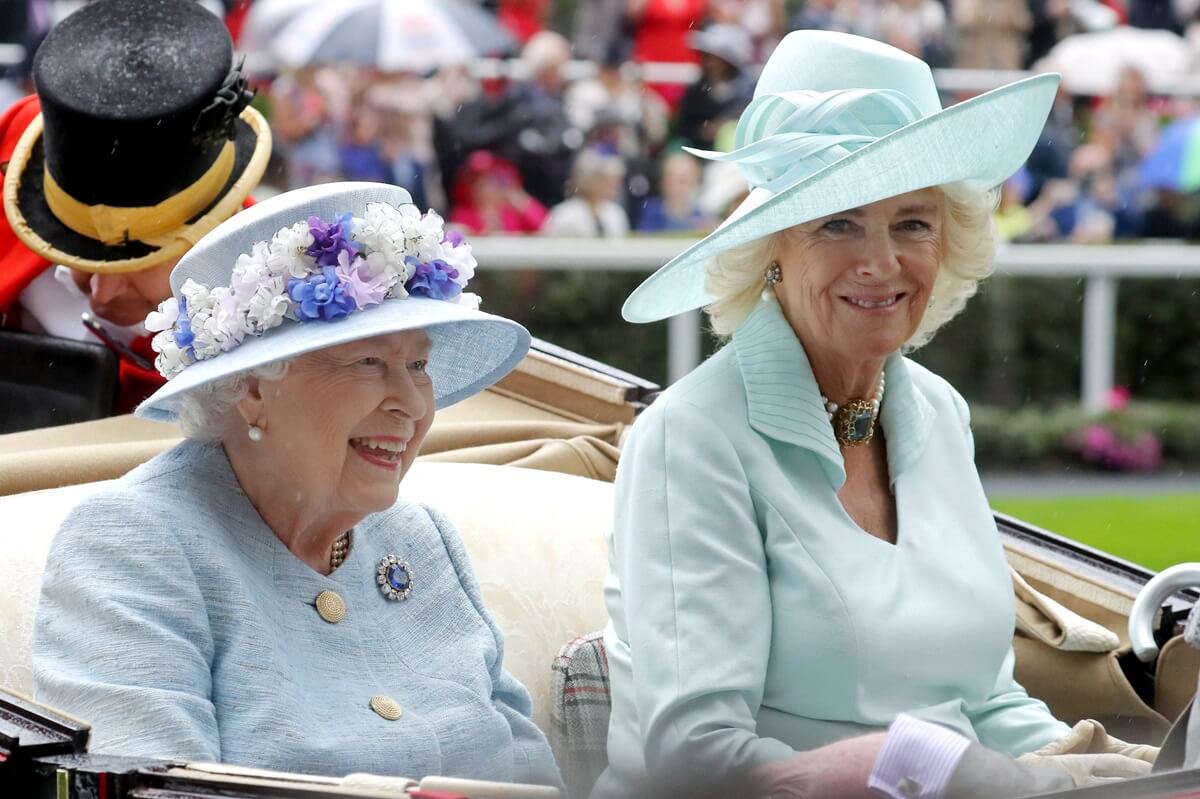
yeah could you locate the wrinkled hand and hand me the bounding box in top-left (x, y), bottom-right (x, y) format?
top-left (747, 733), bottom-right (887, 799)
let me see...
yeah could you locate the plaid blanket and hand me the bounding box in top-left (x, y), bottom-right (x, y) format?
top-left (550, 631), bottom-right (611, 799)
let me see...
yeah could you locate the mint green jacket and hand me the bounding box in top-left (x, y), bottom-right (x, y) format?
top-left (594, 300), bottom-right (1069, 796)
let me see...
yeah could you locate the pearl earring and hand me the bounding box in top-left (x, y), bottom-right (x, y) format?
top-left (765, 262), bottom-right (782, 286)
top-left (248, 424), bottom-right (264, 442)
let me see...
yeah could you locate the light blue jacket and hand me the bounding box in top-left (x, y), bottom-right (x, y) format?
top-left (594, 300), bottom-right (1069, 796)
top-left (33, 440), bottom-right (561, 786)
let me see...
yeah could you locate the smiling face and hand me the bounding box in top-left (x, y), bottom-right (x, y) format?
top-left (250, 330), bottom-right (436, 519)
top-left (773, 188), bottom-right (944, 368)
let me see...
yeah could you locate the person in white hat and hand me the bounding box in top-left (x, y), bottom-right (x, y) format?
top-left (595, 30), bottom-right (1156, 798)
top-left (675, 23), bottom-right (755, 151)
top-left (31, 182), bottom-right (561, 788)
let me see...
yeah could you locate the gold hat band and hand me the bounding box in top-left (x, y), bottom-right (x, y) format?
top-left (42, 140), bottom-right (235, 247)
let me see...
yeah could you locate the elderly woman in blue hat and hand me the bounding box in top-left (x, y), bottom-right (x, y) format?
top-left (596, 31), bottom-right (1156, 799)
top-left (32, 182), bottom-right (561, 789)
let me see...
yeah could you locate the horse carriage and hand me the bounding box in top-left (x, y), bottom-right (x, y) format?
top-left (1, 343), bottom-right (1197, 798)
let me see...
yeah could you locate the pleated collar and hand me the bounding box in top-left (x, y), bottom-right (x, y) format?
top-left (731, 299), bottom-right (935, 489)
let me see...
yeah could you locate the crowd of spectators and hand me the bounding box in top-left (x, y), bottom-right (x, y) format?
top-left (8, 0), bottom-right (1200, 242)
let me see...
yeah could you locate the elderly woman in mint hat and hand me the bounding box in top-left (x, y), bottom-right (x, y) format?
top-left (596, 31), bottom-right (1156, 799)
top-left (32, 182), bottom-right (561, 789)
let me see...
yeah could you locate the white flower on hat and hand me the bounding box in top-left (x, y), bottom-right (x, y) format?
top-left (150, 329), bottom-right (189, 379)
top-left (230, 241), bottom-right (272, 292)
top-left (212, 287), bottom-right (246, 353)
top-left (363, 250), bottom-right (411, 298)
top-left (244, 283), bottom-right (291, 333)
top-left (441, 239), bottom-right (477, 288)
top-left (145, 296), bottom-right (180, 333)
top-left (231, 241), bottom-right (289, 334)
top-left (267, 221), bottom-right (315, 279)
top-left (180, 278), bottom-right (214, 310)
top-left (355, 203), bottom-right (408, 261)
top-left (456, 292), bottom-right (482, 311)
top-left (191, 319), bottom-right (228, 358)
top-left (397, 205), bottom-right (444, 262)
top-left (187, 288), bottom-right (231, 360)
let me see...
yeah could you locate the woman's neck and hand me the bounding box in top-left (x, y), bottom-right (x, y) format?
top-left (222, 438), bottom-right (363, 575)
top-left (807, 349), bottom-right (886, 407)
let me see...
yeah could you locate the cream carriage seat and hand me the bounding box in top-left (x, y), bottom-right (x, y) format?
top-left (0, 461), bottom-right (614, 736)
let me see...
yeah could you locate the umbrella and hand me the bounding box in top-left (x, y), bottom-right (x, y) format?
top-left (250, 0), bottom-right (518, 72)
top-left (1138, 115), bottom-right (1200, 192)
top-left (1034, 25), bottom-right (1195, 96)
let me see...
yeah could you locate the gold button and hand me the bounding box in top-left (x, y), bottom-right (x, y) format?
top-left (370, 694), bottom-right (403, 720)
top-left (315, 590), bottom-right (345, 624)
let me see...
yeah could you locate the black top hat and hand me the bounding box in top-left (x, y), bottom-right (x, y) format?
top-left (2, 0), bottom-right (271, 273)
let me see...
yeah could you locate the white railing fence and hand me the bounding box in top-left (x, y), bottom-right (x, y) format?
top-left (470, 238), bottom-right (1200, 412)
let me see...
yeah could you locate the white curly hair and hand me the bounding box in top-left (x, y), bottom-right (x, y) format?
top-left (175, 360), bottom-right (291, 441)
top-left (703, 182), bottom-right (998, 349)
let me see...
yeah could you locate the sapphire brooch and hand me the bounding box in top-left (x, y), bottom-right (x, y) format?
top-left (376, 555), bottom-right (414, 601)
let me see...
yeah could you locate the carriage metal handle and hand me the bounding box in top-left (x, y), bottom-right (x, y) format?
top-left (1129, 563), bottom-right (1200, 662)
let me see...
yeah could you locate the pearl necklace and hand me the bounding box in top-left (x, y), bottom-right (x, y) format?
top-left (821, 373), bottom-right (885, 447)
top-left (330, 531), bottom-right (351, 570)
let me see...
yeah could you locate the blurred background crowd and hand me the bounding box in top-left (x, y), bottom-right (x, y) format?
top-left (7, 0), bottom-right (1200, 481)
top-left (10, 0), bottom-right (1200, 245)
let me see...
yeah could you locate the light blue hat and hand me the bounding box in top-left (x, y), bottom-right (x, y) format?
top-left (622, 30), bottom-right (1060, 323)
top-left (136, 182), bottom-right (529, 422)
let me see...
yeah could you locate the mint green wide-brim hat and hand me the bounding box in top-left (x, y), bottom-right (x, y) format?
top-left (622, 30), bottom-right (1060, 323)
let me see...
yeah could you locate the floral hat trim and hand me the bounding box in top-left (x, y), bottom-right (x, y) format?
top-left (145, 202), bottom-right (480, 379)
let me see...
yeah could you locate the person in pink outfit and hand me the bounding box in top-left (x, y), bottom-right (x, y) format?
top-left (448, 150), bottom-right (548, 235)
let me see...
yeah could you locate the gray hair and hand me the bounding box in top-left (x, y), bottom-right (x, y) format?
top-left (703, 182), bottom-right (997, 349)
top-left (568, 150), bottom-right (625, 197)
top-left (176, 360), bottom-right (291, 441)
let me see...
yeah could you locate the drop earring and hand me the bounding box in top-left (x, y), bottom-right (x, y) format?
top-left (765, 262), bottom-right (782, 286)
top-left (247, 424), bottom-right (264, 442)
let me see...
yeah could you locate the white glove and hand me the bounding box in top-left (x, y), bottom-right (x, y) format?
top-left (1016, 719), bottom-right (1157, 786)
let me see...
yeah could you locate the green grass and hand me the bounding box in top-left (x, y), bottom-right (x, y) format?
top-left (990, 495), bottom-right (1200, 572)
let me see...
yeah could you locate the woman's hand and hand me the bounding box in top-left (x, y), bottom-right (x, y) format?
top-left (1015, 720), bottom-right (1156, 786)
top-left (1015, 751), bottom-right (1152, 785)
top-left (747, 733), bottom-right (887, 799)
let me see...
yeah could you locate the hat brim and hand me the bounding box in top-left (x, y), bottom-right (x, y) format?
top-left (622, 73), bottom-right (1060, 323)
top-left (688, 33), bottom-right (746, 69)
top-left (2, 106), bottom-right (272, 274)
top-left (135, 296), bottom-right (531, 423)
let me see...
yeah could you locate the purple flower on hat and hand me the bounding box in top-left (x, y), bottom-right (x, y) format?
top-left (443, 228), bottom-right (465, 248)
top-left (172, 295), bottom-right (196, 357)
top-left (335, 251), bottom-right (388, 310)
top-left (287, 266), bottom-right (358, 321)
top-left (404, 257), bottom-right (462, 301)
top-left (306, 213), bottom-right (359, 267)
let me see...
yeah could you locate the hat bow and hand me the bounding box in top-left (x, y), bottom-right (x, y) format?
top-left (686, 88), bottom-right (925, 194)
